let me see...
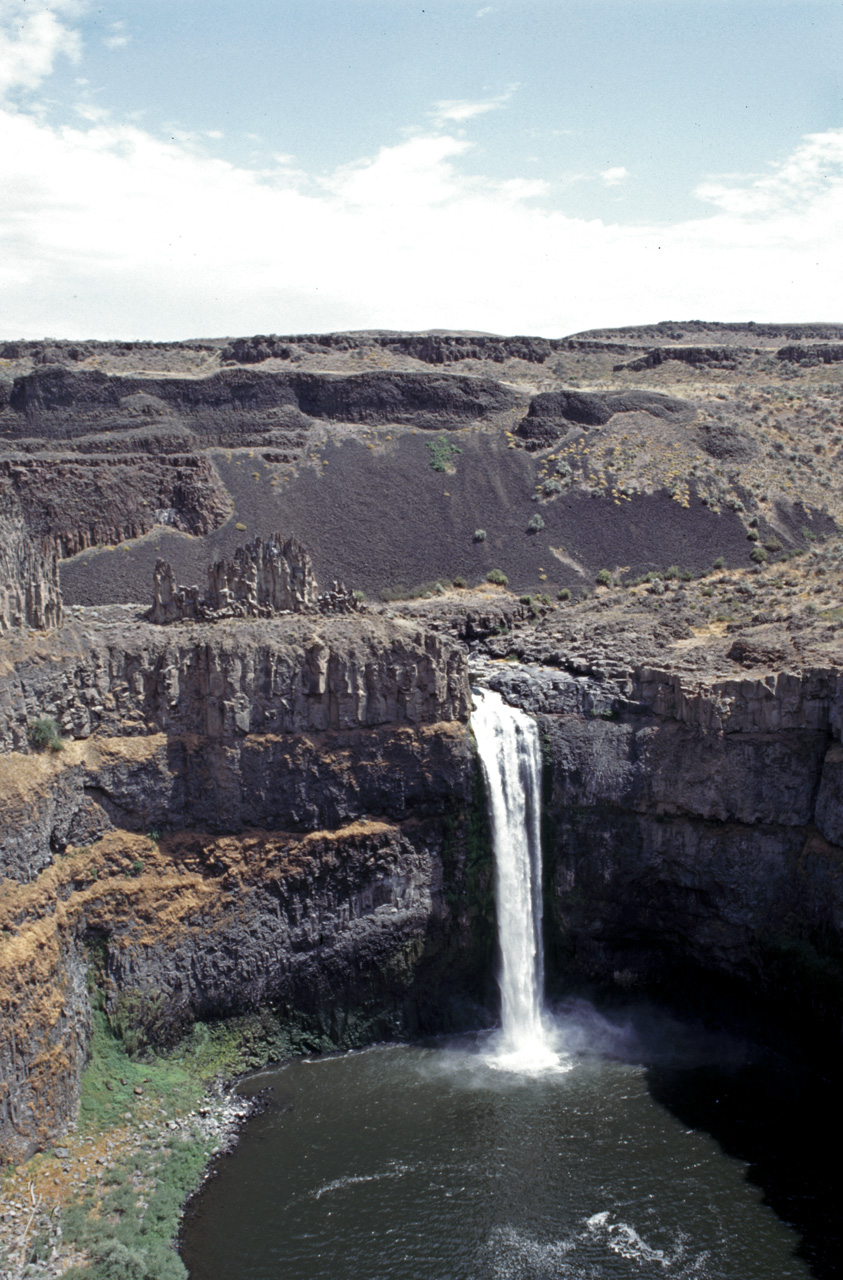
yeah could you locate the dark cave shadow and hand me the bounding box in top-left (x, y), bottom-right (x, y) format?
top-left (644, 1046), bottom-right (842, 1279)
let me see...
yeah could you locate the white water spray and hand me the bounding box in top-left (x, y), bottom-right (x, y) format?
top-left (471, 687), bottom-right (561, 1072)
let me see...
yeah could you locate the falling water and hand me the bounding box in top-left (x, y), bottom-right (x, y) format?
top-left (471, 686), bottom-right (561, 1071)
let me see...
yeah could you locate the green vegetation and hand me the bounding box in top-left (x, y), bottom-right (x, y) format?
top-left (486, 569), bottom-right (508, 587)
top-left (557, 588), bottom-right (571, 601)
top-left (473, 529), bottom-right (487, 542)
top-left (750, 546), bottom-right (768, 564)
top-left (427, 437), bottom-right (462, 472)
top-left (27, 715), bottom-right (64, 753)
top-left (713, 556), bottom-right (725, 569)
top-left (595, 569), bottom-right (612, 586)
top-left (526, 514), bottom-right (545, 534)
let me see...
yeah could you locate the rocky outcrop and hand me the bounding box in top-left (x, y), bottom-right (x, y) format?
top-left (221, 332), bottom-right (558, 366)
top-left (515, 388), bottom-right (693, 449)
top-left (777, 343), bottom-right (843, 365)
top-left (0, 613), bottom-right (470, 757)
top-left (0, 485), bottom-right (62, 633)
top-left (613, 346), bottom-right (756, 373)
top-left (0, 453), bottom-right (232, 557)
top-left (1, 367), bottom-right (518, 443)
top-left (149, 535), bottom-right (319, 624)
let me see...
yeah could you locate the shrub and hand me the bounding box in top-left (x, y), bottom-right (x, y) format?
top-left (596, 569), bottom-right (612, 586)
top-left (543, 478), bottom-right (563, 496)
top-left (713, 556), bottom-right (725, 569)
top-left (747, 529), bottom-right (759, 542)
top-left (557, 588), bottom-right (571, 601)
top-left (764, 538), bottom-right (783, 553)
top-left (473, 529), bottom-right (487, 542)
top-left (130, 859), bottom-right (144, 877)
top-left (452, 576), bottom-right (467, 588)
top-left (665, 565), bottom-right (679, 581)
top-left (427, 437), bottom-right (462, 472)
top-left (28, 716), bottom-right (63, 753)
top-left (750, 546), bottom-right (768, 564)
top-left (680, 569), bottom-right (694, 582)
top-left (519, 595), bottom-right (533, 605)
top-left (486, 569), bottom-right (508, 586)
top-left (526, 514), bottom-right (545, 534)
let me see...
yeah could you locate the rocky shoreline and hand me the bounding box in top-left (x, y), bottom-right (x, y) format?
top-left (0, 1074), bottom-right (253, 1280)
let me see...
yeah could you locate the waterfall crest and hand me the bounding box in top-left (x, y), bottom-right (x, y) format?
top-left (471, 687), bottom-right (560, 1071)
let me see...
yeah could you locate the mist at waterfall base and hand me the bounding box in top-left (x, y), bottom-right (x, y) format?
top-left (179, 689), bottom-right (835, 1279)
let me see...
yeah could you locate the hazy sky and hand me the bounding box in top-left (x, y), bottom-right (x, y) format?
top-left (1, 0), bottom-right (842, 339)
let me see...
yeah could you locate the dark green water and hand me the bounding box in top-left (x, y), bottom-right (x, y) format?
top-left (180, 1004), bottom-right (825, 1280)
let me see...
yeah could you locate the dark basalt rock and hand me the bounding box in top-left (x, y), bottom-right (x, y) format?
top-left (221, 331), bottom-right (557, 366)
top-left (614, 345), bottom-right (756, 373)
top-left (515, 388), bottom-right (692, 448)
top-left (695, 420), bottom-right (759, 461)
top-left (776, 343), bottom-right (843, 365)
top-left (0, 484), bottom-right (62, 632)
top-left (2, 366), bottom-right (517, 440)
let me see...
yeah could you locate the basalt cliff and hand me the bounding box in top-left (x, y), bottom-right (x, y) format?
top-left (1, 324), bottom-right (843, 1164)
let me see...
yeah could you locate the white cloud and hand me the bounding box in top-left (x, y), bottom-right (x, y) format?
top-left (0, 48), bottom-right (841, 340)
top-left (430, 88), bottom-right (514, 125)
top-left (476, 6), bottom-right (494, 17)
top-left (103, 20), bottom-right (128, 51)
top-left (600, 166), bottom-right (629, 187)
top-left (0, 0), bottom-right (83, 99)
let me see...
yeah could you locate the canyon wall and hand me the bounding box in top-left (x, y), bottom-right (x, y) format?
top-left (4, 606), bottom-right (843, 1162)
top-left (0, 616), bottom-right (482, 1161)
top-left (481, 661), bottom-right (843, 1023)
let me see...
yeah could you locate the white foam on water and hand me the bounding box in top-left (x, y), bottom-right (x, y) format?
top-left (311, 1160), bottom-right (415, 1200)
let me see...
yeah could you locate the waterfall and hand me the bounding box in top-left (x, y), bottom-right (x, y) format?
top-left (471, 687), bottom-right (560, 1071)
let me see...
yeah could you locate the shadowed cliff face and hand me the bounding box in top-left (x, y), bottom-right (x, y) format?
top-left (478, 660), bottom-right (843, 1029)
top-left (0, 614), bottom-right (484, 1161)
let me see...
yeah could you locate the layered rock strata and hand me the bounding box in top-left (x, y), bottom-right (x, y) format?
top-left (0, 614), bottom-right (478, 1160)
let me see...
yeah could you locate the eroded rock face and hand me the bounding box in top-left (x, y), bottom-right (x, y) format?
top-left (149, 534), bottom-right (319, 624)
top-left (479, 660), bottom-right (843, 1018)
top-left (0, 485), bottom-right (62, 633)
top-left (0, 609), bottom-right (478, 1159)
top-left (514, 388), bottom-right (693, 448)
top-left (0, 613), bottom-right (469, 756)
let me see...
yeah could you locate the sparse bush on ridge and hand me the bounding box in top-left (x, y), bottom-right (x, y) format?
top-left (28, 715), bottom-right (64, 753)
top-left (486, 569), bottom-right (508, 586)
top-left (526, 514), bottom-right (545, 534)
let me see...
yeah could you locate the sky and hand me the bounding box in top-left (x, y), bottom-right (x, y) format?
top-left (1, 0), bottom-right (842, 340)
